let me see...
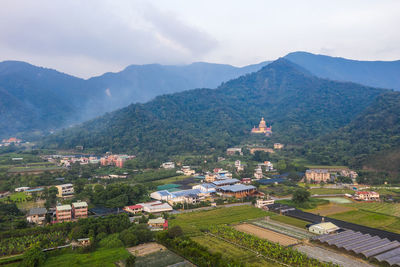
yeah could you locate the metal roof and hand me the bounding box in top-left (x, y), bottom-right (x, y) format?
top-left (212, 178), bottom-right (239, 186)
top-left (56, 204), bottom-right (71, 211)
top-left (72, 201), bottom-right (88, 208)
top-left (218, 184), bottom-right (256, 192)
top-left (172, 189), bottom-right (202, 197)
top-left (28, 207), bottom-right (47, 216)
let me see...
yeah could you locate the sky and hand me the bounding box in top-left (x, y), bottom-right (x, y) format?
top-left (0, 0), bottom-right (399, 78)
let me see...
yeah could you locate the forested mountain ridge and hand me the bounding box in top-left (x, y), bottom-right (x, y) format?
top-left (0, 60), bottom-right (270, 138)
top-left (44, 58), bottom-right (385, 156)
top-left (285, 51), bottom-right (400, 90)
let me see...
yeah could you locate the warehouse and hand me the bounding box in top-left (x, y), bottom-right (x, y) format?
top-left (216, 184), bottom-right (256, 198)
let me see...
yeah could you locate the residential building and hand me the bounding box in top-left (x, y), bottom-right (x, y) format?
top-left (274, 143), bottom-right (284, 149)
top-left (241, 178), bottom-right (252, 184)
top-left (251, 118), bottom-right (272, 136)
top-left (305, 169), bottom-right (331, 183)
top-left (235, 160), bottom-right (244, 171)
top-left (27, 208), bottom-right (47, 225)
top-left (254, 166), bottom-right (263, 179)
top-left (72, 201), bottom-right (88, 219)
top-left (56, 204), bottom-right (72, 222)
top-left (308, 222), bottom-right (340, 235)
top-left (56, 184), bottom-right (74, 198)
top-left (100, 154), bottom-right (134, 168)
top-left (181, 166), bottom-right (195, 176)
top-left (148, 218), bottom-right (168, 230)
top-left (161, 162), bottom-right (175, 169)
top-left (264, 161), bottom-right (274, 171)
top-left (123, 204), bottom-right (143, 214)
top-left (217, 184), bottom-right (257, 198)
top-left (354, 191), bottom-right (380, 201)
top-left (226, 147), bottom-right (243, 156)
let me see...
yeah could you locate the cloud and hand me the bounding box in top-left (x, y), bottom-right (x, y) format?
top-left (0, 0), bottom-right (218, 77)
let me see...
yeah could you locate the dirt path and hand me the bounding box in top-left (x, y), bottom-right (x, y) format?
top-left (234, 223), bottom-right (299, 246)
top-left (127, 242), bottom-right (166, 256)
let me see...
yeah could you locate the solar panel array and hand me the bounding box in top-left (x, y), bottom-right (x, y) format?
top-left (315, 230), bottom-right (400, 266)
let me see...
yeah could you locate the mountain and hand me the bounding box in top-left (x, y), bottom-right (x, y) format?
top-left (0, 60), bottom-right (270, 138)
top-left (44, 58), bottom-right (385, 157)
top-left (285, 52), bottom-right (400, 91)
top-left (305, 91), bottom-right (400, 173)
top-left (84, 61), bottom-right (271, 117)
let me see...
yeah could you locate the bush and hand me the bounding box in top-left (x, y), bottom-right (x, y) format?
top-left (19, 245), bottom-right (46, 267)
top-left (98, 233), bottom-right (124, 248)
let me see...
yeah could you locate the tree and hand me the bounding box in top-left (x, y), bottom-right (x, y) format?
top-left (168, 226), bottom-right (183, 238)
top-left (292, 188), bottom-right (310, 203)
top-left (20, 245), bottom-right (46, 267)
top-left (126, 255), bottom-right (136, 267)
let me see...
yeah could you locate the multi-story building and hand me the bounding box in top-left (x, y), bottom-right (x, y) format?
top-left (354, 191), bottom-right (380, 201)
top-left (123, 204), bottom-right (144, 214)
top-left (56, 184), bottom-right (74, 198)
top-left (56, 204), bottom-right (72, 222)
top-left (305, 169), bottom-right (331, 183)
top-left (72, 201), bottom-right (88, 219)
top-left (27, 208), bottom-right (47, 225)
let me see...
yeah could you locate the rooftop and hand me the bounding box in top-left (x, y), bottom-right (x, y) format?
top-left (212, 178), bottom-right (239, 186)
top-left (72, 201), bottom-right (88, 208)
top-left (218, 184), bottom-right (256, 192)
top-left (28, 207), bottom-right (47, 216)
top-left (56, 204), bottom-right (72, 211)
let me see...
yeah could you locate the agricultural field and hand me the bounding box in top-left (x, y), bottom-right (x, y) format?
top-left (319, 197), bottom-right (352, 204)
top-left (305, 202), bottom-right (355, 216)
top-left (134, 250), bottom-right (191, 267)
top-left (234, 223), bottom-right (299, 246)
top-left (42, 247), bottom-right (130, 267)
top-left (169, 205), bottom-right (269, 235)
top-left (345, 202), bottom-right (400, 217)
top-left (329, 209), bottom-right (400, 234)
top-left (268, 214), bottom-right (309, 228)
top-left (0, 192), bottom-right (30, 203)
top-left (309, 188), bottom-right (354, 195)
top-left (192, 234), bottom-right (276, 267)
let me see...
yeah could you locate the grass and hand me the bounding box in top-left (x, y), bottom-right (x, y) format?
top-left (192, 234), bottom-right (275, 267)
top-left (0, 192), bottom-right (30, 202)
top-left (170, 205), bottom-right (269, 236)
top-left (329, 209), bottom-right (400, 234)
top-left (154, 175), bottom-right (190, 185)
top-left (345, 202), bottom-right (400, 217)
top-left (42, 247), bottom-right (130, 267)
top-left (276, 198), bottom-right (329, 210)
top-left (269, 214), bottom-right (309, 228)
top-left (309, 188), bottom-right (354, 195)
top-left (135, 250), bottom-right (187, 267)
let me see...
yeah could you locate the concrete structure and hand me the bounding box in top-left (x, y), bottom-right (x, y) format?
top-left (192, 183), bottom-right (216, 193)
top-left (123, 204), bottom-right (143, 214)
top-left (274, 143), bottom-right (284, 149)
top-left (100, 154), bottom-right (134, 168)
top-left (226, 147), bottom-right (243, 156)
top-left (308, 222), bottom-right (340, 235)
top-left (354, 191), bottom-right (380, 201)
top-left (56, 183), bottom-right (74, 198)
top-left (241, 178), bottom-right (252, 184)
top-left (251, 118), bottom-right (272, 136)
top-left (305, 169), bottom-right (331, 183)
top-left (15, 187), bottom-right (29, 192)
top-left (148, 217), bottom-right (168, 230)
top-left (255, 199), bottom-right (275, 209)
top-left (254, 166), bottom-right (263, 179)
top-left (161, 162), bottom-right (175, 169)
top-left (139, 201), bottom-right (173, 213)
top-left (56, 204), bottom-right (72, 222)
top-left (72, 201), bottom-right (88, 219)
top-left (27, 208), bottom-right (47, 225)
top-left (217, 184), bottom-right (257, 198)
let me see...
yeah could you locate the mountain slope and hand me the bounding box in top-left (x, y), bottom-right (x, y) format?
top-left (0, 60), bottom-right (270, 138)
top-left (285, 52), bottom-right (400, 90)
top-left (45, 59), bottom-right (385, 156)
top-left (305, 91), bottom-right (400, 170)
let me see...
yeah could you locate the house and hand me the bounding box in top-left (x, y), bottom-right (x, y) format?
top-left (217, 184), bottom-right (257, 198)
top-left (56, 184), bottom-right (74, 198)
top-left (77, 238), bottom-right (91, 246)
top-left (139, 201), bottom-right (173, 213)
top-left (226, 147), bottom-right (243, 156)
top-left (254, 166), bottom-right (263, 179)
top-left (148, 217), bottom-right (168, 230)
top-left (255, 199), bottom-right (275, 209)
top-left (264, 161), bottom-right (274, 171)
top-left (99, 154), bottom-right (135, 168)
top-left (27, 208), bottom-right (47, 225)
top-left (212, 178), bottom-right (240, 187)
top-left (161, 162), bottom-right (175, 169)
top-left (123, 204), bottom-right (143, 214)
top-left (72, 201), bottom-right (88, 219)
top-left (235, 160), bottom-right (244, 171)
top-left (181, 166), bottom-right (195, 176)
top-left (274, 143), bottom-right (284, 150)
top-left (305, 169), bottom-right (331, 183)
top-left (308, 222), bottom-right (340, 235)
top-left (354, 191), bottom-right (380, 201)
top-left (56, 204), bottom-right (72, 222)
top-left (241, 178), bottom-right (252, 184)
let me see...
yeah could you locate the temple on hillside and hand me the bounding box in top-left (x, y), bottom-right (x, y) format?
top-left (251, 118), bottom-right (272, 136)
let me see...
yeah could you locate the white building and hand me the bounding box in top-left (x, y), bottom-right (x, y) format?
top-left (308, 222), bottom-right (340, 235)
top-left (192, 183), bottom-right (216, 193)
top-left (15, 187), bottom-right (30, 192)
top-left (161, 162), bottom-right (175, 169)
top-left (138, 201), bottom-right (173, 213)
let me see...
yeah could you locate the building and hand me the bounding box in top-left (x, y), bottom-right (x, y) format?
top-left (241, 178), bottom-right (252, 184)
top-left (212, 178), bottom-right (240, 187)
top-left (226, 147), bottom-right (243, 156)
top-left (72, 201), bottom-right (88, 219)
top-left (217, 184), bottom-right (257, 198)
top-left (139, 201), bottom-right (173, 213)
top-left (1, 137), bottom-right (22, 144)
top-left (251, 118), bottom-right (272, 136)
top-left (161, 162), bottom-right (175, 169)
top-left (56, 204), bottom-right (72, 222)
top-left (181, 166), bottom-right (195, 176)
top-left (123, 204), bottom-right (144, 214)
top-left (56, 184), bottom-right (74, 198)
top-left (274, 143), bottom-right (284, 150)
top-left (100, 154), bottom-right (134, 168)
top-left (255, 199), bottom-right (275, 209)
top-left (305, 169), bottom-right (331, 183)
top-left (249, 147), bottom-right (274, 154)
top-left (264, 161), bottom-right (274, 171)
top-left (254, 166), bottom-right (263, 179)
top-left (354, 191), bottom-right (380, 201)
top-left (27, 208), bottom-right (47, 225)
top-left (150, 190), bottom-right (174, 201)
top-left (308, 222), bottom-right (340, 235)
top-left (192, 183), bottom-right (216, 193)
top-left (235, 160), bottom-right (244, 171)
top-left (148, 218), bottom-right (168, 231)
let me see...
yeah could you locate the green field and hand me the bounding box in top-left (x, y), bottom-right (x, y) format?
top-left (305, 165), bottom-right (348, 169)
top-left (0, 192), bottom-right (30, 203)
top-left (154, 175), bottom-right (190, 185)
top-left (170, 205), bottom-right (269, 235)
top-left (345, 202), bottom-right (400, 217)
top-left (135, 250), bottom-right (189, 267)
top-left (329, 209), bottom-right (400, 234)
top-left (320, 197), bottom-right (352, 204)
top-left (310, 188), bottom-right (354, 195)
top-left (269, 214), bottom-right (309, 228)
top-left (42, 247), bottom-right (130, 267)
top-left (192, 234), bottom-right (275, 267)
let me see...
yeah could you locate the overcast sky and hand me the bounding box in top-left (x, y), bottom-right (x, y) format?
top-left (1, 0), bottom-right (399, 78)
